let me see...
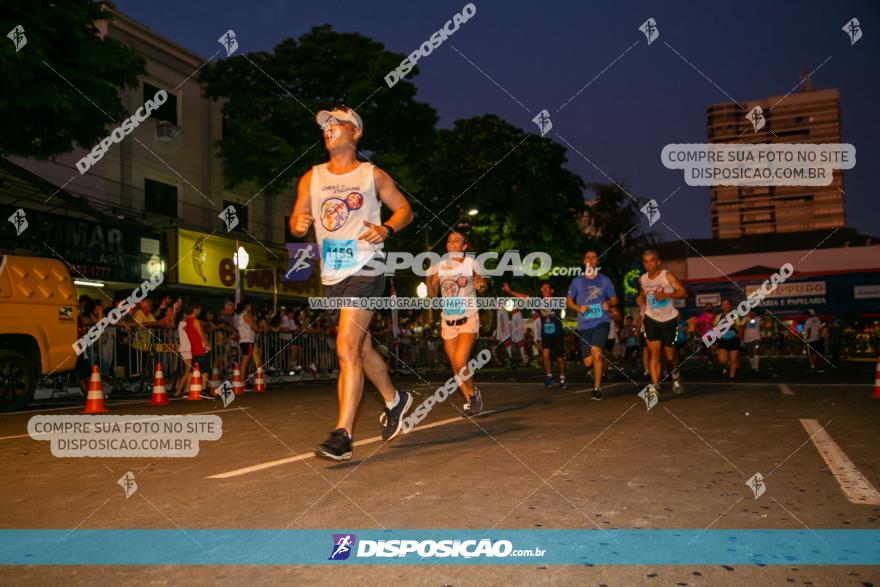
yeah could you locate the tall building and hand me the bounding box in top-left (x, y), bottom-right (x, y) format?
top-left (706, 84), bottom-right (845, 238)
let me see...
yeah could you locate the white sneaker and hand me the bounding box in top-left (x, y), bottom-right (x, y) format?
top-left (672, 379), bottom-right (684, 395)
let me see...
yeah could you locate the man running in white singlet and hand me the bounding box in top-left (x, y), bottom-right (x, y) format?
top-left (639, 249), bottom-right (687, 400)
top-left (427, 231), bottom-right (486, 416)
top-left (289, 105), bottom-right (414, 461)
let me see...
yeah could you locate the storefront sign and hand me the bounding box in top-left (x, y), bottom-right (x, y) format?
top-left (745, 281), bottom-right (826, 298)
top-left (177, 229), bottom-right (321, 297)
top-left (0, 205), bottom-right (142, 282)
top-left (854, 285), bottom-right (880, 299)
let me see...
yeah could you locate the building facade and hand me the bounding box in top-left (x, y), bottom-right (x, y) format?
top-left (3, 8), bottom-right (318, 304)
top-left (707, 86), bottom-right (846, 238)
top-left (652, 228), bottom-right (880, 319)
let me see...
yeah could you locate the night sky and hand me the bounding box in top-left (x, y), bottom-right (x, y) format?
top-left (114, 0), bottom-right (879, 240)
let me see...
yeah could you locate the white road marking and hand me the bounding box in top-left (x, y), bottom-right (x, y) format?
top-left (779, 384), bottom-right (795, 396)
top-left (683, 382), bottom-right (868, 387)
top-left (209, 414), bottom-right (468, 479)
top-left (800, 419), bottom-right (880, 505)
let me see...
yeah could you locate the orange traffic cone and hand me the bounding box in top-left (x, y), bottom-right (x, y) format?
top-left (187, 362), bottom-right (203, 401)
top-left (209, 367), bottom-right (221, 397)
top-left (150, 363), bottom-right (169, 405)
top-left (253, 366), bottom-right (266, 393)
top-left (83, 365), bottom-right (107, 413)
top-left (232, 363), bottom-right (244, 395)
top-left (872, 356), bottom-right (880, 399)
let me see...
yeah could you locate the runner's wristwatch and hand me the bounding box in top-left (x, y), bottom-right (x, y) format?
top-left (381, 223), bottom-right (395, 238)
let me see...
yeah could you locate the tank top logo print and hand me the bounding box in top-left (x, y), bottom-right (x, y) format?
top-left (320, 192), bottom-right (364, 232)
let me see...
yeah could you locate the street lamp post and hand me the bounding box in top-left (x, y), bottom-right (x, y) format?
top-left (233, 243), bottom-right (249, 306)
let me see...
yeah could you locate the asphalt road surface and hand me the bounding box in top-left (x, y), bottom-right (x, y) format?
top-left (1, 359), bottom-right (878, 585)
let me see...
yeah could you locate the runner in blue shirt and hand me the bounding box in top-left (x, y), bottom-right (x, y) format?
top-left (566, 250), bottom-right (618, 400)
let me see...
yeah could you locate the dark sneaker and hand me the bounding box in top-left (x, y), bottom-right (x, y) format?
top-left (544, 375), bottom-right (553, 389)
top-left (380, 390), bottom-right (413, 441)
top-left (591, 388), bottom-right (603, 401)
top-left (315, 428), bottom-right (352, 461)
top-left (464, 388), bottom-right (483, 416)
top-left (559, 377), bottom-right (567, 390)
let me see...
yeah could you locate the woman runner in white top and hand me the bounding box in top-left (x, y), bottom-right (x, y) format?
top-left (427, 231), bottom-right (486, 416)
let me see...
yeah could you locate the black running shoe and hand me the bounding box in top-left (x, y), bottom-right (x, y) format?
top-left (315, 428), bottom-right (352, 461)
top-left (591, 388), bottom-right (603, 401)
top-left (464, 388), bottom-right (483, 416)
top-left (380, 390), bottom-right (413, 441)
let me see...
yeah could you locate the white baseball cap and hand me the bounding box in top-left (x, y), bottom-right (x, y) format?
top-left (316, 105), bottom-right (363, 132)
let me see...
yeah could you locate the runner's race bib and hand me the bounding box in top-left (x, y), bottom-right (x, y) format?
top-left (444, 297), bottom-right (465, 316)
top-left (583, 304), bottom-right (603, 319)
top-left (322, 239), bottom-right (356, 271)
top-left (647, 293), bottom-right (670, 309)
top-left (543, 322), bottom-right (556, 335)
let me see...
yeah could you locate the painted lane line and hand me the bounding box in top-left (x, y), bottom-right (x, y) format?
top-left (800, 419), bottom-right (880, 505)
top-left (209, 414), bottom-right (468, 479)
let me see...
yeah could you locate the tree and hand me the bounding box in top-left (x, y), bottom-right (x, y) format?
top-left (0, 2), bottom-right (145, 158)
top-left (199, 25), bottom-right (438, 197)
top-left (419, 115), bottom-right (586, 290)
top-left (581, 181), bottom-right (655, 302)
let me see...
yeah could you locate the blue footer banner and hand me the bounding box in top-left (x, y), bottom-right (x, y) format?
top-left (1, 530), bottom-right (878, 565)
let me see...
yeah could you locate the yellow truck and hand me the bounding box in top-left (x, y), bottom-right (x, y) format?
top-left (0, 255), bottom-right (78, 410)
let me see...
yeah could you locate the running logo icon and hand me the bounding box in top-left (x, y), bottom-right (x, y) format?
top-left (8, 208), bottom-right (27, 236)
top-left (329, 533), bottom-right (356, 560)
top-left (639, 18), bottom-right (659, 45)
top-left (7, 25), bottom-right (26, 52)
top-left (284, 243), bottom-right (317, 282)
top-left (532, 109), bottom-right (553, 136)
top-left (638, 385), bottom-right (659, 411)
top-left (217, 381), bottom-right (235, 408)
top-left (746, 472), bottom-right (766, 500)
top-left (640, 199), bottom-right (660, 226)
top-left (746, 106), bottom-right (766, 132)
top-left (117, 471), bottom-right (138, 499)
top-left (219, 204), bottom-right (239, 231)
top-left (842, 18), bottom-right (862, 45)
top-left (218, 29), bottom-right (238, 56)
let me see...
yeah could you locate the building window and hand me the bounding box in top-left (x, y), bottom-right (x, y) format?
top-left (144, 178), bottom-right (178, 216)
top-left (223, 200), bottom-right (248, 233)
top-left (143, 82), bottom-right (177, 126)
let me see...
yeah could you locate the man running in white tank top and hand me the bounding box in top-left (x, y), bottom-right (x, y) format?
top-left (639, 249), bottom-right (688, 400)
top-left (289, 105), bottom-right (414, 461)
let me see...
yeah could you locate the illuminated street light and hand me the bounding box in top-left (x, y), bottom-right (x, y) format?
top-left (234, 246), bottom-right (249, 270)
